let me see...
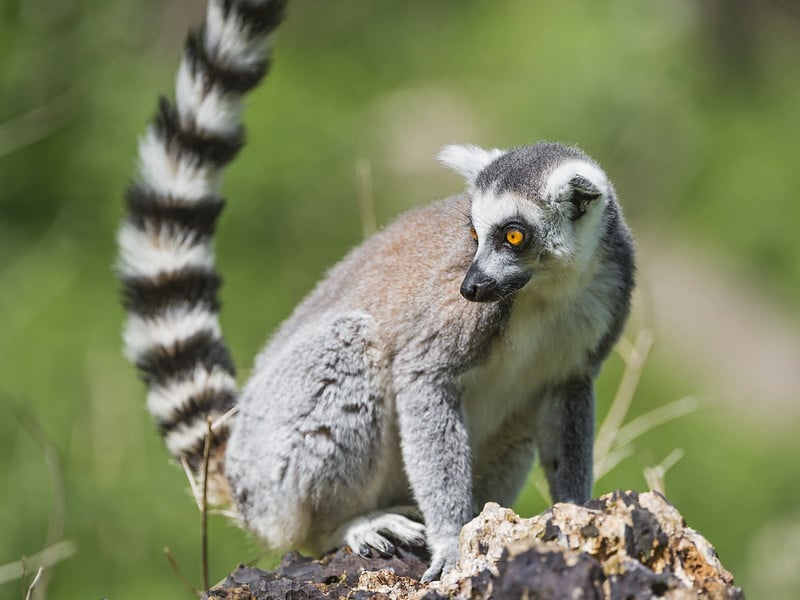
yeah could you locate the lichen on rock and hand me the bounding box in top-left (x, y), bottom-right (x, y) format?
top-left (204, 490), bottom-right (744, 599)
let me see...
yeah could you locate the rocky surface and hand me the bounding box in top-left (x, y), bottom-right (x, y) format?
top-left (203, 490), bottom-right (744, 599)
top-left (203, 547), bottom-right (433, 600)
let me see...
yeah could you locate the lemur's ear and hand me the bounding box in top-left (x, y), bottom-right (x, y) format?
top-left (437, 144), bottom-right (505, 185)
top-left (546, 160), bottom-right (609, 220)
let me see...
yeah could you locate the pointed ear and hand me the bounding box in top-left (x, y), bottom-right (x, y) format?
top-left (437, 144), bottom-right (505, 185)
top-left (546, 160), bottom-right (609, 220)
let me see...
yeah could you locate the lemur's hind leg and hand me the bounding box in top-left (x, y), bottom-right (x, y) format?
top-left (329, 506), bottom-right (426, 556)
top-left (225, 313), bottom-right (395, 551)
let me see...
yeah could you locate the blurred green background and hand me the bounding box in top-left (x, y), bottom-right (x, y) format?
top-left (2, 0), bottom-right (799, 598)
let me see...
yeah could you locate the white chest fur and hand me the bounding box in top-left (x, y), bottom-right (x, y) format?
top-left (459, 271), bottom-right (612, 450)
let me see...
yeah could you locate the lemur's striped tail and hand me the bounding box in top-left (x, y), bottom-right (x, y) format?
top-left (118, 0), bottom-right (286, 503)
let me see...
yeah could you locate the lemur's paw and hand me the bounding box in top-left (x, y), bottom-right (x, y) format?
top-left (420, 537), bottom-right (459, 582)
top-left (338, 510), bottom-right (426, 557)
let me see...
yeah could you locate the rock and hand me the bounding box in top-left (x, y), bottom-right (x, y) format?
top-left (203, 546), bottom-right (431, 600)
top-left (204, 490), bottom-right (744, 599)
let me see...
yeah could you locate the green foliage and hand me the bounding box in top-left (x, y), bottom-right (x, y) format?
top-left (2, 0), bottom-right (799, 598)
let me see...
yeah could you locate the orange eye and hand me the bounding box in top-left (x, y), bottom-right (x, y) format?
top-left (505, 229), bottom-right (524, 246)
top-left (469, 226), bottom-right (478, 241)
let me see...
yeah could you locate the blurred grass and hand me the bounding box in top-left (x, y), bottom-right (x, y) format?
top-left (1, 0), bottom-right (799, 598)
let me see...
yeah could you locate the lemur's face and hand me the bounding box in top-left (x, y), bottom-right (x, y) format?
top-left (461, 189), bottom-right (546, 302)
top-left (438, 143), bottom-right (610, 303)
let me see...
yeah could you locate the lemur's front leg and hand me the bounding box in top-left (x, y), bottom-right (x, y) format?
top-left (472, 408), bottom-right (538, 510)
top-left (394, 373), bottom-right (472, 582)
top-left (535, 377), bottom-right (595, 504)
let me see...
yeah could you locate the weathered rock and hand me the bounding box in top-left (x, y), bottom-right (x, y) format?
top-left (203, 546), bottom-right (431, 600)
top-left (204, 490), bottom-right (744, 599)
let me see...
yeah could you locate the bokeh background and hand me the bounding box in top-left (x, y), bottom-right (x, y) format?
top-left (2, 0), bottom-right (799, 598)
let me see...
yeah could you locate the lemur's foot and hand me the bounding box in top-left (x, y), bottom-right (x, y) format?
top-left (421, 537), bottom-right (459, 582)
top-left (334, 506), bottom-right (426, 557)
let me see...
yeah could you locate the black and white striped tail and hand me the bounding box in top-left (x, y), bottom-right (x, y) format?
top-left (118, 0), bottom-right (286, 498)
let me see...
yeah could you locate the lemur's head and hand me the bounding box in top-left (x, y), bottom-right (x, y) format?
top-left (439, 142), bottom-right (614, 303)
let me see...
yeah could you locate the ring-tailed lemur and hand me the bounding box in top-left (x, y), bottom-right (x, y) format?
top-left (118, 0), bottom-right (635, 583)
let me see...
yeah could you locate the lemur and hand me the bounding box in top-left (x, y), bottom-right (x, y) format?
top-left (118, 0), bottom-right (635, 583)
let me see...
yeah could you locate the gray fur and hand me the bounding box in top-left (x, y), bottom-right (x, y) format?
top-left (225, 142), bottom-right (635, 582)
top-left (535, 377), bottom-right (595, 503)
top-left (475, 142), bottom-right (590, 196)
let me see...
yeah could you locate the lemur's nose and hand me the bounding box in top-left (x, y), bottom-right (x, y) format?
top-left (460, 265), bottom-right (499, 302)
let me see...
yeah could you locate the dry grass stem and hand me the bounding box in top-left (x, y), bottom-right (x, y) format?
top-left (211, 405), bottom-right (239, 432)
top-left (613, 396), bottom-right (698, 450)
top-left (0, 91), bottom-right (79, 158)
top-left (594, 329), bottom-right (655, 478)
top-left (163, 547), bottom-right (201, 597)
top-left (181, 431), bottom-right (240, 513)
top-left (0, 541), bottom-right (76, 586)
top-left (201, 418), bottom-right (213, 591)
top-left (595, 446), bottom-right (636, 480)
top-left (4, 393), bottom-right (70, 598)
top-left (531, 469), bottom-right (551, 505)
top-left (208, 508), bottom-right (240, 519)
top-left (181, 456), bottom-right (204, 512)
top-left (24, 567), bottom-right (44, 600)
top-left (644, 449), bottom-right (685, 495)
top-left (594, 396), bottom-right (698, 482)
top-left (594, 396), bottom-right (698, 481)
top-left (171, 419), bottom-right (221, 593)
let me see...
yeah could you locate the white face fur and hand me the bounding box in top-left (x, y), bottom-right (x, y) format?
top-left (438, 144), bottom-right (611, 302)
